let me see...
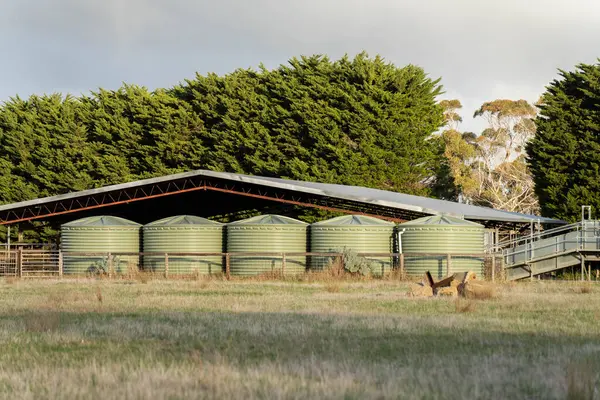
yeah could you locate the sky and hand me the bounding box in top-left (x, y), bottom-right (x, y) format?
top-left (1, 0), bottom-right (599, 132)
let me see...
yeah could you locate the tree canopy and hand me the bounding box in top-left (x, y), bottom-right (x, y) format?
top-left (528, 61), bottom-right (600, 221)
top-left (0, 53), bottom-right (446, 241)
top-left (439, 99), bottom-right (538, 214)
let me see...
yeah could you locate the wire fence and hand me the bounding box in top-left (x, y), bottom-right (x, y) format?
top-left (0, 250), bottom-right (505, 281)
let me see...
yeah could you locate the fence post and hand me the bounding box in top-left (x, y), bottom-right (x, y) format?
top-left (17, 249), bottom-right (23, 278)
top-left (58, 251), bottom-right (63, 278)
top-left (107, 252), bottom-right (113, 278)
top-left (225, 253), bottom-right (230, 280)
top-left (164, 253), bottom-right (169, 279)
top-left (446, 254), bottom-right (452, 276)
top-left (491, 254), bottom-right (496, 282)
top-left (282, 252), bottom-right (286, 275)
top-left (399, 253), bottom-right (405, 279)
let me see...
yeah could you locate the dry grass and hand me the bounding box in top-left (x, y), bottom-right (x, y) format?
top-left (325, 283), bottom-right (341, 293)
top-left (566, 355), bottom-right (600, 400)
top-left (23, 311), bottom-right (61, 332)
top-left (454, 298), bottom-right (477, 313)
top-left (4, 276), bottom-right (18, 284)
top-left (462, 282), bottom-right (498, 300)
top-left (0, 280), bottom-right (599, 399)
top-left (579, 283), bottom-right (593, 294)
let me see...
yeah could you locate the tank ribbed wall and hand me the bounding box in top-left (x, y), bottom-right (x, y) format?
top-left (60, 216), bottom-right (141, 275)
top-left (226, 215), bottom-right (308, 276)
top-left (143, 216), bottom-right (224, 275)
top-left (399, 215), bottom-right (485, 279)
top-left (310, 215), bottom-right (395, 275)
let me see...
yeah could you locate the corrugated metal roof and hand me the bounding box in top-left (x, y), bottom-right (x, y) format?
top-left (144, 215), bottom-right (222, 227)
top-left (62, 215), bottom-right (141, 227)
top-left (312, 215), bottom-right (395, 226)
top-left (0, 169), bottom-right (564, 225)
top-left (398, 215), bottom-right (483, 227)
top-left (228, 214), bottom-right (308, 225)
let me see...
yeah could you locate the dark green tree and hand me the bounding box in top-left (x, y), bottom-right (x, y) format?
top-left (173, 53), bottom-right (445, 195)
top-left (528, 61), bottom-right (600, 221)
top-left (0, 54), bottom-right (447, 241)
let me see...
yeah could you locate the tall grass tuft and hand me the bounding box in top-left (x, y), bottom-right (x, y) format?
top-left (23, 312), bottom-right (61, 333)
top-left (454, 298), bottom-right (476, 313)
top-left (567, 355), bottom-right (600, 400)
top-left (462, 282), bottom-right (497, 300)
top-left (4, 276), bottom-right (18, 285)
top-left (580, 283), bottom-right (593, 294)
top-left (325, 283), bottom-right (341, 293)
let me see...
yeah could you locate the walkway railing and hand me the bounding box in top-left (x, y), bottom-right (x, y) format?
top-left (502, 220), bottom-right (600, 267)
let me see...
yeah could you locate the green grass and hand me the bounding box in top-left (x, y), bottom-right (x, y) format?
top-left (0, 278), bottom-right (599, 399)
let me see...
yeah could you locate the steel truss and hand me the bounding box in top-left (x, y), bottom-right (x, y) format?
top-left (0, 175), bottom-right (420, 225)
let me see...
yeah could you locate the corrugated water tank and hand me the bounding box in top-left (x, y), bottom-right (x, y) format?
top-left (399, 215), bottom-right (484, 279)
top-left (60, 216), bottom-right (141, 275)
top-left (226, 215), bottom-right (308, 276)
top-left (143, 215), bottom-right (224, 275)
top-left (310, 215), bottom-right (395, 275)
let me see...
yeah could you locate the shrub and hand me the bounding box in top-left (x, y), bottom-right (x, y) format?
top-left (338, 248), bottom-right (375, 276)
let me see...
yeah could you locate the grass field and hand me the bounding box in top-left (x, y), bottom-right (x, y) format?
top-left (0, 277), bottom-right (599, 399)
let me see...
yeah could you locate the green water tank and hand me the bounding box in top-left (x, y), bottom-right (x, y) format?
top-left (61, 216), bottom-right (141, 275)
top-left (226, 215), bottom-right (308, 276)
top-left (310, 215), bottom-right (395, 275)
top-left (143, 215), bottom-right (224, 275)
top-left (399, 215), bottom-right (485, 279)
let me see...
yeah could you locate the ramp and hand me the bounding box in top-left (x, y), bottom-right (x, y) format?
top-left (502, 221), bottom-right (600, 280)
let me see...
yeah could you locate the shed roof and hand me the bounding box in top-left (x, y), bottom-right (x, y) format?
top-left (0, 169), bottom-right (565, 227)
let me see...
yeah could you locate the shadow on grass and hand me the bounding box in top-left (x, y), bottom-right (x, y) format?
top-left (1, 309), bottom-right (599, 399)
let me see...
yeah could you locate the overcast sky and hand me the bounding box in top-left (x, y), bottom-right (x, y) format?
top-left (1, 0), bottom-right (599, 132)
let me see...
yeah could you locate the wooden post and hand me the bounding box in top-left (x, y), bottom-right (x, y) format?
top-left (581, 257), bottom-right (585, 282)
top-left (399, 253), bottom-right (405, 279)
top-left (530, 264), bottom-right (534, 281)
top-left (225, 253), bottom-right (231, 280)
top-left (164, 253), bottom-right (169, 279)
top-left (107, 252), bottom-right (113, 278)
top-left (17, 249), bottom-right (23, 278)
top-left (58, 251), bottom-right (63, 278)
top-left (446, 254), bottom-right (452, 276)
top-left (491, 254), bottom-right (496, 282)
top-left (282, 252), bottom-right (286, 275)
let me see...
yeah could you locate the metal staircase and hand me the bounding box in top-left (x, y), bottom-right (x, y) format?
top-left (501, 207), bottom-right (600, 280)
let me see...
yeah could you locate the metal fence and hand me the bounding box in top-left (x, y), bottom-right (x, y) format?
top-left (0, 250), bottom-right (504, 281)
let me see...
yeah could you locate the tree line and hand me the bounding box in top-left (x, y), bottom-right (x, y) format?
top-left (1, 53), bottom-right (599, 241)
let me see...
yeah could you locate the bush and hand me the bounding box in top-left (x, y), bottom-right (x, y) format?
top-left (338, 248), bottom-right (375, 276)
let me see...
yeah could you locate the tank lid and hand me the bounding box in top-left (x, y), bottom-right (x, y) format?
top-left (145, 215), bottom-right (222, 227)
top-left (229, 214), bottom-right (308, 225)
top-left (399, 214), bottom-right (483, 227)
top-left (312, 214), bottom-right (394, 226)
top-left (62, 216), bottom-right (141, 227)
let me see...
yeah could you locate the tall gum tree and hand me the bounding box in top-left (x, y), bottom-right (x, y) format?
top-left (439, 99), bottom-right (539, 214)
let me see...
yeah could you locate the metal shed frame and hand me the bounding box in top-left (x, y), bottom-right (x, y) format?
top-left (0, 169), bottom-right (564, 229)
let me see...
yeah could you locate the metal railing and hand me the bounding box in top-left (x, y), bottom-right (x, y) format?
top-left (0, 250), bottom-right (503, 281)
top-left (496, 222), bottom-right (581, 251)
top-left (502, 220), bottom-right (600, 267)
